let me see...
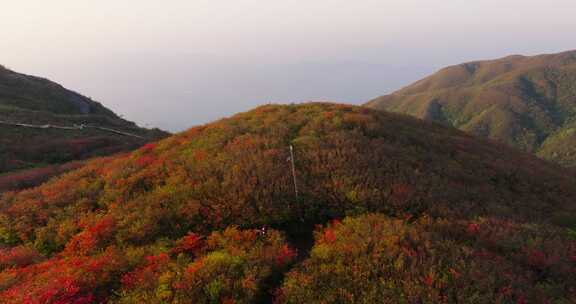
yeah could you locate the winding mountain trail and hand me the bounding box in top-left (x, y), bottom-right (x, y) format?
top-left (0, 120), bottom-right (146, 139)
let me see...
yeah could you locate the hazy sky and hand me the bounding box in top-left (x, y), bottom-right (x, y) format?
top-left (1, 0), bottom-right (575, 131)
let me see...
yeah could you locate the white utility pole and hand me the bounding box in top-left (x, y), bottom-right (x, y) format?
top-left (289, 145), bottom-right (299, 199)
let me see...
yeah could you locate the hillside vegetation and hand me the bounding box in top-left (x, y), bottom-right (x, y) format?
top-left (279, 214), bottom-right (576, 303)
top-left (366, 50), bottom-right (576, 167)
top-left (0, 65), bottom-right (167, 186)
top-left (0, 103), bottom-right (574, 303)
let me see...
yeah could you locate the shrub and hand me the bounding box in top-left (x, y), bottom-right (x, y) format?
top-left (278, 214), bottom-right (576, 303)
top-left (114, 227), bottom-right (297, 304)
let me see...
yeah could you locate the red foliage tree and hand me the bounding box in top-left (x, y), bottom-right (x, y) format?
top-left (171, 232), bottom-right (204, 255)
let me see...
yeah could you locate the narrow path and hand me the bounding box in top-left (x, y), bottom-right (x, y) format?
top-left (0, 120), bottom-right (146, 139)
top-left (255, 222), bottom-right (316, 304)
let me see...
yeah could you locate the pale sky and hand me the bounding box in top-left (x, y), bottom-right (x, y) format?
top-left (1, 0), bottom-right (575, 131)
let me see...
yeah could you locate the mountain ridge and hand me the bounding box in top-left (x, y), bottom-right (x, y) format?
top-left (366, 49), bottom-right (576, 166)
top-left (0, 65), bottom-right (168, 188)
top-left (0, 65), bottom-right (118, 117)
top-left (0, 102), bottom-right (574, 303)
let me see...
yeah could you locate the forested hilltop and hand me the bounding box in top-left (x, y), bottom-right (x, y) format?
top-left (0, 103), bottom-right (574, 303)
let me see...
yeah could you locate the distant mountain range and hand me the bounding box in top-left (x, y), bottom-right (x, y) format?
top-left (0, 65), bottom-right (168, 189)
top-left (366, 50), bottom-right (576, 167)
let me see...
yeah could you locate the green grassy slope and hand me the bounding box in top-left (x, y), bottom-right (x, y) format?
top-left (0, 103), bottom-right (574, 303)
top-left (366, 50), bottom-right (576, 167)
top-left (0, 65), bottom-right (115, 116)
top-left (0, 65), bottom-right (168, 176)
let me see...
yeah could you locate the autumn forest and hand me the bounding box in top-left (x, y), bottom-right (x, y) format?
top-left (0, 99), bottom-right (575, 303)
